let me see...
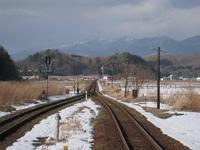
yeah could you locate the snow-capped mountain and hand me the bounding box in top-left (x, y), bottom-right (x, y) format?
top-left (10, 35), bottom-right (200, 60)
top-left (60, 36), bottom-right (200, 56)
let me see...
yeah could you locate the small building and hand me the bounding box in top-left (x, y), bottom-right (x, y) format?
top-left (103, 75), bottom-right (109, 80)
top-left (169, 75), bottom-right (173, 80)
top-left (161, 75), bottom-right (173, 81)
top-left (83, 75), bottom-right (99, 80)
top-left (22, 75), bottom-right (39, 80)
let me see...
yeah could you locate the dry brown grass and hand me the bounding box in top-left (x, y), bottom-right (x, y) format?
top-left (0, 80), bottom-right (90, 108)
top-left (64, 80), bottom-right (91, 91)
top-left (170, 92), bottom-right (200, 111)
top-left (101, 82), bottom-right (135, 102)
top-left (79, 80), bottom-right (91, 91)
top-left (101, 82), bottom-right (157, 103)
top-left (0, 80), bottom-right (67, 107)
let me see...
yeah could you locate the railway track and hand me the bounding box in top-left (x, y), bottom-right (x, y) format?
top-left (0, 81), bottom-right (187, 149)
top-left (95, 83), bottom-right (164, 150)
top-left (0, 81), bottom-right (96, 141)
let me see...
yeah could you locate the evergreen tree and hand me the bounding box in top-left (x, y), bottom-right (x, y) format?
top-left (0, 46), bottom-right (20, 80)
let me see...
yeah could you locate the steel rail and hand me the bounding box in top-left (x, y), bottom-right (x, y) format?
top-left (95, 84), bottom-right (163, 150)
top-left (0, 94), bottom-right (84, 126)
top-left (0, 95), bottom-right (84, 140)
top-left (0, 81), bottom-right (96, 140)
top-left (95, 96), bottom-right (130, 150)
top-left (103, 96), bottom-right (163, 150)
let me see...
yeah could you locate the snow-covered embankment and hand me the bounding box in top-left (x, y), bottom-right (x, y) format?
top-left (98, 81), bottom-right (200, 150)
top-left (7, 99), bottom-right (100, 150)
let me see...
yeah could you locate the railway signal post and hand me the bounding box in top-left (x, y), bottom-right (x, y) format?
top-left (45, 56), bottom-right (51, 99)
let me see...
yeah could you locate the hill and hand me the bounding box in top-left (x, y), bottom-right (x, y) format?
top-left (17, 49), bottom-right (154, 77)
top-left (145, 53), bottom-right (200, 78)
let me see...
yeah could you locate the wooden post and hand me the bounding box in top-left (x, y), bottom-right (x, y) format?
top-left (56, 113), bottom-right (61, 141)
top-left (85, 91), bottom-right (88, 100)
top-left (64, 144), bottom-right (68, 150)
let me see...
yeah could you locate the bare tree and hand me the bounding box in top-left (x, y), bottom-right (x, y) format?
top-left (123, 57), bottom-right (131, 97)
top-left (129, 66), bottom-right (154, 97)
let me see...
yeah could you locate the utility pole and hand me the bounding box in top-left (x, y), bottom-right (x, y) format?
top-left (46, 66), bottom-right (48, 98)
top-left (151, 47), bottom-right (167, 109)
top-left (157, 47), bottom-right (161, 109)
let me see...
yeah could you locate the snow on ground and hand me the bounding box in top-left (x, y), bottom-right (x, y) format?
top-left (11, 100), bottom-right (45, 111)
top-left (0, 111), bottom-right (10, 117)
top-left (98, 81), bottom-right (200, 150)
top-left (48, 91), bottom-right (76, 101)
top-left (134, 101), bottom-right (173, 110)
top-left (0, 92), bottom-right (76, 117)
top-left (7, 99), bottom-right (100, 150)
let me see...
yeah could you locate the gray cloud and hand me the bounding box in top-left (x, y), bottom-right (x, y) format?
top-left (0, 0), bottom-right (199, 53)
top-left (169, 0), bottom-right (200, 9)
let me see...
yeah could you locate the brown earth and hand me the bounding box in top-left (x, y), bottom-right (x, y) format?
top-left (92, 102), bottom-right (124, 150)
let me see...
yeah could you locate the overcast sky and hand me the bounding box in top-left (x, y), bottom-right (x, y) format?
top-left (0, 0), bottom-right (200, 53)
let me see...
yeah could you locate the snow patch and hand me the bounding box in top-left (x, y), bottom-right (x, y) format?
top-left (48, 92), bottom-right (76, 101)
top-left (12, 100), bottom-right (44, 111)
top-left (7, 99), bottom-right (100, 150)
top-left (0, 111), bottom-right (10, 117)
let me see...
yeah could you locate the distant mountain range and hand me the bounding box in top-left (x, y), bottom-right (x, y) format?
top-left (10, 35), bottom-right (200, 60)
top-left (59, 35), bottom-right (200, 56)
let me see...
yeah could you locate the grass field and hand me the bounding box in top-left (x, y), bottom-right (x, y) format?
top-left (101, 82), bottom-right (135, 102)
top-left (0, 80), bottom-right (67, 107)
top-left (0, 79), bottom-right (90, 109)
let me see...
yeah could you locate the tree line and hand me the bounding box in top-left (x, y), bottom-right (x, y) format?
top-left (0, 46), bottom-right (20, 80)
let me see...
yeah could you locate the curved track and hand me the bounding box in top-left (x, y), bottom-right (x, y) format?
top-left (0, 81), bottom-right (181, 150)
top-left (95, 83), bottom-right (164, 150)
top-left (0, 81), bottom-right (96, 141)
